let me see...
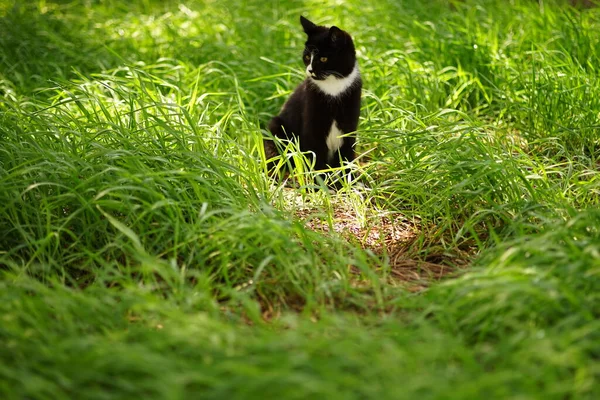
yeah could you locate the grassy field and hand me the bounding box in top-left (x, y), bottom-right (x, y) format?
top-left (1, 0), bottom-right (600, 398)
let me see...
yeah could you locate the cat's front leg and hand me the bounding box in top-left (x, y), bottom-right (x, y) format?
top-left (298, 112), bottom-right (328, 171)
top-left (297, 130), bottom-right (328, 187)
top-left (301, 140), bottom-right (329, 172)
top-left (335, 137), bottom-right (356, 184)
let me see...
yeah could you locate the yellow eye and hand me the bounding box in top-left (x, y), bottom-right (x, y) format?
top-left (304, 55), bottom-right (310, 60)
top-left (320, 57), bottom-right (328, 62)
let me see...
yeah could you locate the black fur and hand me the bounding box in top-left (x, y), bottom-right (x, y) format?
top-left (264, 16), bottom-right (361, 176)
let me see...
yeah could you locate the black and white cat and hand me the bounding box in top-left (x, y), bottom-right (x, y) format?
top-left (264, 16), bottom-right (361, 178)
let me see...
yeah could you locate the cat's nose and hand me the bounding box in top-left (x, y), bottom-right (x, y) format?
top-left (307, 65), bottom-right (313, 72)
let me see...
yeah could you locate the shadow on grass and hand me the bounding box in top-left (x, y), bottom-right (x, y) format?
top-left (1, 3), bottom-right (108, 94)
top-left (0, 1), bottom-right (178, 96)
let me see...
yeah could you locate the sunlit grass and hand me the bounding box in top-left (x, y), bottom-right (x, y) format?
top-left (1, 0), bottom-right (600, 398)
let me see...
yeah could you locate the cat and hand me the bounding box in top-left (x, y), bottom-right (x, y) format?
top-left (264, 16), bottom-right (362, 183)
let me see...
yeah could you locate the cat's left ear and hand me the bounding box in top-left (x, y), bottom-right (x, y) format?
top-left (329, 26), bottom-right (346, 45)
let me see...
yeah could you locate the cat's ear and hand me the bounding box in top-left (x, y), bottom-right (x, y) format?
top-left (329, 26), bottom-right (346, 45)
top-left (300, 16), bottom-right (317, 34)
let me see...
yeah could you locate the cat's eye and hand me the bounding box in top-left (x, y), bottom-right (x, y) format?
top-left (320, 57), bottom-right (328, 62)
top-left (304, 55), bottom-right (310, 60)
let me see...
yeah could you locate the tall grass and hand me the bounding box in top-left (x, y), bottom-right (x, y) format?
top-left (1, 0), bottom-right (599, 398)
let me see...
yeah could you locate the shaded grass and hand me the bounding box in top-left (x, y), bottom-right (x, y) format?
top-left (1, 0), bottom-right (600, 398)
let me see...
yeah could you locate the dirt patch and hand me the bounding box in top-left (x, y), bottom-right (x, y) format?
top-left (281, 187), bottom-right (470, 287)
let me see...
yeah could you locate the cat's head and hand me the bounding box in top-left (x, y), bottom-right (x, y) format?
top-left (300, 16), bottom-right (357, 82)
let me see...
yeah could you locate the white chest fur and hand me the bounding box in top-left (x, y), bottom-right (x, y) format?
top-left (326, 121), bottom-right (344, 161)
top-left (311, 63), bottom-right (360, 97)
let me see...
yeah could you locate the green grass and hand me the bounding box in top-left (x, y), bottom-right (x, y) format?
top-left (1, 0), bottom-right (600, 398)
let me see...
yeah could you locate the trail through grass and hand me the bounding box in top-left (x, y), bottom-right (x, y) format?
top-left (1, 0), bottom-right (599, 398)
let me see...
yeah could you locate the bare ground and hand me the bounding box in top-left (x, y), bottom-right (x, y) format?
top-left (279, 187), bottom-right (472, 288)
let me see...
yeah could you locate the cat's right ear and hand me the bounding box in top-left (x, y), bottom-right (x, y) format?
top-left (300, 16), bottom-right (317, 34)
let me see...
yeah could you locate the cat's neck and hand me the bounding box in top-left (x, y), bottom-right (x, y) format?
top-left (309, 63), bottom-right (360, 97)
